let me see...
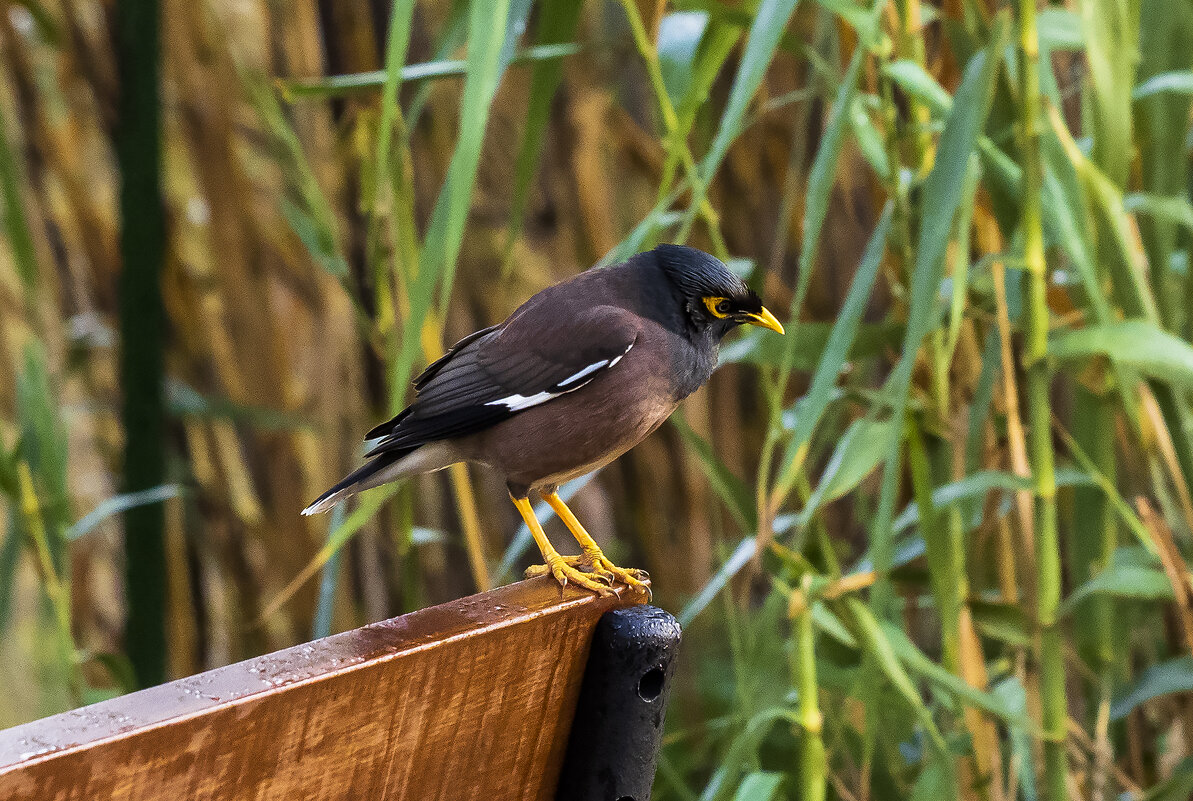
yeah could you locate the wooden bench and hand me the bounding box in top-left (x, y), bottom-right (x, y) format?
top-left (0, 577), bottom-right (680, 800)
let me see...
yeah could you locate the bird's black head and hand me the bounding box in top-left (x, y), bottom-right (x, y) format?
top-left (653, 244), bottom-right (785, 340)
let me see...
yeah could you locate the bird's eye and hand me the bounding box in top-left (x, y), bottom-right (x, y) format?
top-left (703, 296), bottom-right (733, 318)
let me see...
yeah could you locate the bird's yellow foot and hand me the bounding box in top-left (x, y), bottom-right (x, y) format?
top-left (538, 491), bottom-right (652, 598)
top-left (580, 547), bottom-right (651, 595)
top-left (527, 552), bottom-right (616, 595)
top-left (523, 554), bottom-right (615, 583)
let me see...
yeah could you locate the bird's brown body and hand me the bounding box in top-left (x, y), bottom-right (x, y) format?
top-left (451, 262), bottom-right (708, 495)
top-left (304, 245), bottom-right (783, 595)
top-left (453, 331), bottom-right (678, 495)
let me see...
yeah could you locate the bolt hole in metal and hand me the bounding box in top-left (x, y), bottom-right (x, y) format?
top-left (637, 667), bottom-right (665, 702)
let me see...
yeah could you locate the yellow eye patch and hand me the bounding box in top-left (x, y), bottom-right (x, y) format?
top-left (703, 296), bottom-right (732, 318)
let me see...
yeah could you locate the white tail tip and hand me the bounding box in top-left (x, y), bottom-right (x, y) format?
top-left (301, 496), bottom-right (338, 516)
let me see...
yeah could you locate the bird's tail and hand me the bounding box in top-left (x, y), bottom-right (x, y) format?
top-left (301, 443), bottom-right (455, 516)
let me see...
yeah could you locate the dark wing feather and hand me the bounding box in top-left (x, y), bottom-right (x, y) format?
top-left (412, 324), bottom-right (501, 390)
top-left (364, 305), bottom-right (639, 456)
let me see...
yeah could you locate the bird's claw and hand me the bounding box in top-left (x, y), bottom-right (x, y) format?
top-left (549, 555), bottom-right (616, 595)
top-left (583, 549), bottom-right (651, 597)
top-left (525, 553), bottom-right (651, 599)
top-left (524, 554), bottom-right (613, 583)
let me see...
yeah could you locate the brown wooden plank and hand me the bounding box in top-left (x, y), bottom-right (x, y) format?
top-left (0, 577), bottom-right (645, 800)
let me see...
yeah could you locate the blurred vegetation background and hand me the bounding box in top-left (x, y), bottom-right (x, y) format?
top-left (4, 0), bottom-right (1193, 797)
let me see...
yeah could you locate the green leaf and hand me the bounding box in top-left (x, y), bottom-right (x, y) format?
top-left (1047, 110), bottom-right (1161, 322)
top-left (800, 417), bottom-right (896, 525)
top-left (503, 2), bottom-right (587, 261)
top-left (1049, 320), bottom-right (1193, 391)
top-left (850, 97), bottom-right (892, 179)
top-left (0, 101), bottom-right (38, 294)
top-left (91, 651), bottom-right (140, 695)
top-left (0, 439), bottom-right (16, 495)
top-left (720, 321), bottom-right (902, 369)
top-left (1111, 656), bottom-right (1193, 720)
top-left (403, 0), bottom-right (470, 134)
top-left (1059, 563), bottom-right (1175, 617)
top-left (970, 599), bottom-right (1031, 647)
top-left (16, 342), bottom-right (69, 542)
top-left (881, 620), bottom-right (1032, 727)
top-left (779, 45), bottom-right (866, 378)
top-left (698, 0), bottom-right (800, 184)
top-left (733, 771), bottom-right (785, 801)
top-left (167, 380), bottom-right (312, 431)
top-left (992, 677), bottom-right (1039, 801)
top-left (1080, 0), bottom-right (1139, 185)
top-left (1124, 191), bottom-right (1193, 233)
top-left (679, 537), bottom-right (756, 628)
top-left (496, 0), bottom-right (537, 75)
top-left (279, 43), bottom-right (581, 99)
top-left (391, 0), bottom-right (514, 400)
top-left (812, 600), bottom-right (858, 648)
top-left (868, 18), bottom-right (1009, 615)
top-left (892, 470), bottom-right (1033, 534)
top-left (280, 198), bottom-right (348, 277)
top-left (813, 0), bottom-right (881, 47)
top-left (845, 598), bottom-right (947, 753)
top-left (910, 751), bottom-right (958, 801)
top-left (1038, 7), bottom-right (1084, 50)
top-left (1133, 70), bottom-right (1193, 99)
top-left (312, 502), bottom-right (346, 640)
top-left (1134, 0), bottom-right (1193, 330)
top-left (883, 60), bottom-right (953, 118)
top-left (68, 485), bottom-right (183, 541)
top-left (700, 706), bottom-right (801, 801)
top-left (673, 413), bottom-right (756, 531)
top-left (770, 205), bottom-right (893, 504)
top-left (244, 78), bottom-right (350, 290)
top-left (658, 12), bottom-right (709, 110)
top-left (1037, 130), bottom-right (1112, 324)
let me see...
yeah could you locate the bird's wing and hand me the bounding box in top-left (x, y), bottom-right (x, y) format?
top-left (361, 324), bottom-right (501, 444)
top-left (364, 305), bottom-right (639, 455)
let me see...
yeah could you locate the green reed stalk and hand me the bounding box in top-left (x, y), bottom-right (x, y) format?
top-left (17, 461), bottom-right (81, 702)
top-left (1071, 385), bottom-right (1118, 676)
top-left (892, 0), bottom-right (934, 173)
top-left (791, 578), bottom-right (826, 801)
top-left (1018, 0), bottom-right (1067, 795)
top-left (906, 419), bottom-right (962, 673)
top-left (616, 0), bottom-right (727, 257)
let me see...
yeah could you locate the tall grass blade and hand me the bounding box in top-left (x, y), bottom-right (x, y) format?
top-left (697, 0), bottom-right (800, 185)
top-left (770, 203), bottom-right (892, 505)
top-left (870, 19), bottom-right (1008, 615)
top-left (312, 502), bottom-right (347, 639)
top-left (503, 0), bottom-right (585, 264)
top-left (391, 0), bottom-right (513, 401)
top-left (0, 104), bottom-right (38, 295)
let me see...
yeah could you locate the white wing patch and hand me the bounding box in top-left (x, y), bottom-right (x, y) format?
top-left (484, 341), bottom-right (635, 412)
top-left (486, 390), bottom-right (559, 411)
top-left (556, 359), bottom-right (609, 388)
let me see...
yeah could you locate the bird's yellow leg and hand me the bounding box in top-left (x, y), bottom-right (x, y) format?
top-left (510, 495), bottom-right (613, 595)
top-left (542, 492), bottom-right (651, 595)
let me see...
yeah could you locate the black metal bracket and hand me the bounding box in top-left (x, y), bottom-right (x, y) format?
top-left (555, 605), bottom-right (682, 801)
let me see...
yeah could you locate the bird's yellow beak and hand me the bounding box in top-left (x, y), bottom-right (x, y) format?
top-left (745, 306), bottom-right (785, 335)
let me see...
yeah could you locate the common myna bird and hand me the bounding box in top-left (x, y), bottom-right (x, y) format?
top-left (303, 245), bottom-right (784, 594)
